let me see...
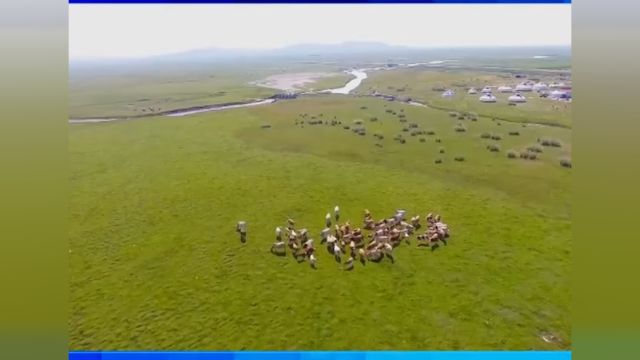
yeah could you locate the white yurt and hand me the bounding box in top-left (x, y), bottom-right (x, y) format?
top-left (550, 90), bottom-right (568, 99)
top-left (515, 83), bottom-right (533, 92)
top-left (508, 93), bottom-right (527, 103)
top-left (441, 89), bottom-right (455, 98)
top-left (498, 86), bottom-right (513, 93)
top-left (533, 83), bottom-right (549, 92)
top-left (468, 87), bottom-right (478, 94)
top-left (481, 86), bottom-right (493, 94)
top-left (479, 94), bottom-right (497, 103)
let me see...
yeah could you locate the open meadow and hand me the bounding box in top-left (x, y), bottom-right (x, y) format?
top-left (70, 82), bottom-right (571, 350)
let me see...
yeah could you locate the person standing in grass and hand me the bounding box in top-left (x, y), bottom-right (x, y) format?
top-left (236, 221), bottom-right (247, 243)
top-left (334, 205), bottom-right (340, 222)
top-left (325, 213), bottom-right (332, 228)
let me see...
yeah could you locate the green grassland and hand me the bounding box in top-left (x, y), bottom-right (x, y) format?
top-left (70, 94), bottom-right (570, 350)
top-left (69, 62), bottom-right (348, 118)
top-left (355, 68), bottom-right (572, 128)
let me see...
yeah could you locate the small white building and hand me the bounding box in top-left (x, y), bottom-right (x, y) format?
top-left (468, 87), bottom-right (478, 94)
top-left (441, 89), bottom-right (455, 98)
top-left (533, 83), bottom-right (549, 92)
top-left (498, 86), bottom-right (513, 93)
top-left (508, 93), bottom-right (527, 103)
top-left (481, 86), bottom-right (493, 94)
top-left (515, 83), bottom-right (533, 92)
top-left (479, 94), bottom-right (497, 103)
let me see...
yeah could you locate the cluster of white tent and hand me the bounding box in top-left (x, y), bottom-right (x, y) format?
top-left (467, 80), bottom-right (572, 103)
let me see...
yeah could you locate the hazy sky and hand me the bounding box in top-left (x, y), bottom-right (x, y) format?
top-left (69, 4), bottom-right (571, 59)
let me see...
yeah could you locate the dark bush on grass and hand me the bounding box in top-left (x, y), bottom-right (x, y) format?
top-left (508, 131), bottom-right (520, 136)
top-left (490, 134), bottom-right (502, 141)
top-left (526, 144), bottom-right (544, 153)
top-left (386, 109), bottom-right (393, 114)
top-left (426, 130), bottom-right (436, 135)
top-left (434, 158), bottom-right (443, 164)
top-left (360, 106), bottom-right (367, 110)
top-left (454, 125), bottom-right (467, 133)
top-left (435, 138), bottom-right (442, 143)
top-left (458, 116), bottom-right (465, 120)
top-left (261, 124), bottom-right (272, 129)
top-left (559, 158), bottom-right (572, 168)
top-left (370, 117), bottom-right (378, 122)
top-left (520, 151), bottom-right (538, 160)
top-left (409, 122), bottom-right (418, 128)
top-left (454, 156), bottom-right (465, 162)
top-left (486, 144), bottom-right (501, 152)
top-left (354, 119), bottom-right (363, 125)
top-left (507, 150), bottom-right (518, 159)
top-left (538, 138), bottom-right (563, 147)
top-left (343, 126), bottom-right (350, 130)
top-left (449, 112), bottom-right (459, 118)
top-left (400, 139), bottom-right (406, 144)
top-left (419, 137), bottom-right (426, 143)
top-left (480, 132), bottom-right (491, 139)
top-left (439, 147), bottom-right (445, 154)
top-left (399, 118), bottom-right (407, 123)
top-left (402, 127), bottom-right (409, 132)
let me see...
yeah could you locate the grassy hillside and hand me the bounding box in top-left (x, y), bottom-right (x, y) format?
top-left (355, 68), bottom-right (572, 128)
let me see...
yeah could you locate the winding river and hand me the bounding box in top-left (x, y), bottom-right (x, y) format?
top-left (323, 70), bottom-right (368, 95)
top-left (69, 70), bottom-right (370, 123)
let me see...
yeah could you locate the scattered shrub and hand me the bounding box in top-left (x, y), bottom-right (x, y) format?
top-left (457, 115), bottom-right (465, 120)
top-left (408, 123), bottom-right (418, 128)
top-left (261, 124), bottom-right (272, 129)
top-left (496, 122), bottom-right (502, 126)
top-left (426, 130), bottom-right (436, 135)
top-left (490, 134), bottom-right (502, 141)
top-left (439, 147), bottom-right (445, 154)
top-left (385, 109), bottom-right (393, 114)
top-left (434, 158), bottom-right (443, 164)
top-left (454, 156), bottom-right (466, 162)
top-left (435, 138), bottom-right (442, 143)
top-left (360, 106), bottom-right (367, 110)
top-left (449, 112), bottom-right (459, 118)
top-left (486, 144), bottom-right (501, 152)
top-left (343, 126), bottom-right (350, 130)
top-left (480, 132), bottom-right (491, 139)
top-left (507, 150), bottom-right (518, 158)
top-left (526, 144), bottom-right (544, 153)
top-left (399, 118), bottom-right (407, 123)
top-left (399, 139), bottom-right (406, 144)
top-left (538, 138), bottom-right (563, 147)
top-left (402, 127), bottom-right (409, 132)
top-left (419, 137), bottom-right (426, 143)
top-left (520, 151), bottom-right (538, 160)
top-left (354, 119), bottom-right (363, 125)
top-left (370, 117), bottom-right (378, 122)
top-left (454, 125), bottom-right (467, 132)
top-left (559, 158), bottom-right (572, 168)
top-left (508, 131), bottom-right (520, 136)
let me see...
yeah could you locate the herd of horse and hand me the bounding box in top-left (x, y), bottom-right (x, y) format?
top-left (257, 207), bottom-right (451, 270)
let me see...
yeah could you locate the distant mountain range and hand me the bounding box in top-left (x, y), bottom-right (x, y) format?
top-left (70, 42), bottom-right (571, 65)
